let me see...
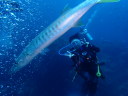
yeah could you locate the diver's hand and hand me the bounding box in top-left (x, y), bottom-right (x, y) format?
top-left (64, 51), bottom-right (74, 58)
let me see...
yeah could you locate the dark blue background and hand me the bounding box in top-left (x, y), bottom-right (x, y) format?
top-left (0, 0), bottom-right (128, 96)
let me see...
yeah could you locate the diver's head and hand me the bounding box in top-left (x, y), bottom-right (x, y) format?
top-left (71, 39), bottom-right (82, 49)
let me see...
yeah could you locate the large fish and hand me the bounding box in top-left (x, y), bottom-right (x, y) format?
top-left (11, 0), bottom-right (120, 72)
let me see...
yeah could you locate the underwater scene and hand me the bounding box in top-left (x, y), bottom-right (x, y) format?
top-left (0, 0), bottom-right (128, 96)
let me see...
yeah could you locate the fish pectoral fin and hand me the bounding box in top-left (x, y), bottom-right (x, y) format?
top-left (99, 0), bottom-right (120, 3)
top-left (74, 19), bottom-right (84, 27)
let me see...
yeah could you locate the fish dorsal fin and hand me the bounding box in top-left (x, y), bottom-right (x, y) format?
top-left (61, 4), bottom-right (71, 15)
top-left (99, 0), bottom-right (120, 3)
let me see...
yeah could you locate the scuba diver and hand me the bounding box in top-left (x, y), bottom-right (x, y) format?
top-left (0, 0), bottom-right (23, 18)
top-left (59, 27), bottom-right (105, 96)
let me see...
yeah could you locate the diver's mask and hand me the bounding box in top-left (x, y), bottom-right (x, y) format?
top-left (71, 39), bottom-right (83, 49)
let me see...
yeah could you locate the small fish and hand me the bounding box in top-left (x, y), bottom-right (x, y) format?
top-left (11, 0), bottom-right (120, 72)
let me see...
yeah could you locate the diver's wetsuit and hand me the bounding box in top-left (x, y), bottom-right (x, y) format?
top-left (71, 43), bottom-right (100, 77)
top-left (70, 43), bottom-right (100, 96)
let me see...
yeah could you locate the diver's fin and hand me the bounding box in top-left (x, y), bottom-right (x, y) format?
top-left (99, 0), bottom-right (120, 3)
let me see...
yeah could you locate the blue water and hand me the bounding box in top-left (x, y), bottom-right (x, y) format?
top-left (0, 0), bottom-right (128, 96)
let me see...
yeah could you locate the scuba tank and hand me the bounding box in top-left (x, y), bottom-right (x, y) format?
top-left (83, 28), bottom-right (93, 41)
top-left (79, 27), bottom-right (93, 42)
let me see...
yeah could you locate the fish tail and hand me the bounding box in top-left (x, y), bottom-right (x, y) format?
top-left (99, 0), bottom-right (120, 3)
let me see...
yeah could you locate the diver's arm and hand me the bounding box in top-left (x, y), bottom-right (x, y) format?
top-left (68, 47), bottom-right (81, 68)
top-left (71, 53), bottom-right (79, 67)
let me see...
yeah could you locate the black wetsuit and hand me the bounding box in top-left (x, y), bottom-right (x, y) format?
top-left (71, 43), bottom-right (100, 78)
top-left (71, 43), bottom-right (100, 96)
